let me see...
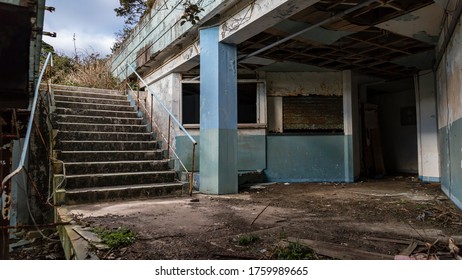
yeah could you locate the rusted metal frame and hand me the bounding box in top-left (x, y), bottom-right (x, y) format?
top-left (348, 36), bottom-right (411, 55)
top-left (23, 167), bottom-right (48, 206)
top-left (1, 52), bottom-right (53, 260)
top-left (33, 119), bottom-right (47, 151)
top-left (0, 119), bottom-right (9, 260)
top-left (347, 1), bottom-right (384, 18)
top-left (269, 48), bottom-right (409, 77)
top-left (241, 0), bottom-right (381, 61)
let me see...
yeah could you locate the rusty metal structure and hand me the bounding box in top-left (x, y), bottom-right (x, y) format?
top-left (0, 0), bottom-right (54, 259)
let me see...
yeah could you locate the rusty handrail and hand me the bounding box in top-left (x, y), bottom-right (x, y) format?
top-left (1, 52), bottom-right (53, 217)
top-left (125, 66), bottom-right (197, 195)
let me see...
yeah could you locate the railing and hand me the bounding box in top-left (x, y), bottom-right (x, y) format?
top-left (1, 52), bottom-right (53, 259)
top-left (125, 63), bottom-right (197, 196)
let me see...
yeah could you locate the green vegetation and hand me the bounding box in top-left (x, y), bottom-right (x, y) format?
top-left (274, 242), bottom-right (318, 260)
top-left (237, 235), bottom-right (260, 246)
top-left (41, 41), bottom-right (119, 89)
top-left (93, 227), bottom-right (136, 248)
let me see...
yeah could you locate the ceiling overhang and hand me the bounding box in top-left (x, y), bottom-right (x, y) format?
top-left (237, 0), bottom-right (445, 79)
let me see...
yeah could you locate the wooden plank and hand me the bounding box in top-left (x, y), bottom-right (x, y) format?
top-left (287, 237), bottom-right (394, 260)
top-left (399, 240), bottom-right (419, 256)
top-left (364, 236), bottom-right (425, 246)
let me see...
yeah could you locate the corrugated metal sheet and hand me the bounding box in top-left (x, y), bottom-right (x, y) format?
top-left (283, 96), bottom-right (343, 131)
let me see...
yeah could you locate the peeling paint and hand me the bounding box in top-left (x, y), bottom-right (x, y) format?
top-left (395, 13), bottom-right (420, 22)
top-left (273, 19), bottom-right (353, 45)
top-left (413, 31), bottom-right (439, 45)
top-left (266, 72), bottom-right (343, 97)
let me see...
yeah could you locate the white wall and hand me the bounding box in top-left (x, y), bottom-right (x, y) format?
top-left (415, 71), bottom-right (440, 181)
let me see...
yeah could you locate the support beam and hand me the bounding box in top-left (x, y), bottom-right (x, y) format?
top-left (144, 41), bottom-right (200, 85)
top-left (199, 26), bottom-right (238, 194)
top-left (343, 70), bottom-right (358, 182)
top-left (220, 0), bottom-right (320, 44)
top-left (415, 71), bottom-right (440, 182)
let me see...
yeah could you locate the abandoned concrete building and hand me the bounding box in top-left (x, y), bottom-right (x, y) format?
top-left (1, 0), bottom-right (462, 259)
top-left (111, 0), bottom-right (462, 208)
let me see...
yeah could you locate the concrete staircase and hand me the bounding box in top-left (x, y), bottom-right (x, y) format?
top-left (51, 85), bottom-right (184, 205)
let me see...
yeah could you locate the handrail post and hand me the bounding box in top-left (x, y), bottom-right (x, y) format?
top-left (150, 94), bottom-right (154, 132)
top-left (167, 116), bottom-right (171, 158)
top-left (126, 63), bottom-right (198, 197)
top-left (189, 143), bottom-right (196, 196)
top-left (137, 88), bottom-right (140, 112)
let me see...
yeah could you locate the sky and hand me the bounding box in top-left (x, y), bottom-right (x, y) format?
top-left (43, 0), bottom-right (125, 57)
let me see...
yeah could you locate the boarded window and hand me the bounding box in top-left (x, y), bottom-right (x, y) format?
top-left (283, 96), bottom-right (343, 133)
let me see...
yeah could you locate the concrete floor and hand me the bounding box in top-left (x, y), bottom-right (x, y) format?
top-left (57, 177), bottom-right (462, 260)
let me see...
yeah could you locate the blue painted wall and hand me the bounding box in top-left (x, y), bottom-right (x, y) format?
top-left (176, 134), bottom-right (350, 182)
top-left (439, 117), bottom-right (462, 210)
top-left (265, 135), bottom-right (346, 182)
top-left (176, 134), bottom-right (266, 172)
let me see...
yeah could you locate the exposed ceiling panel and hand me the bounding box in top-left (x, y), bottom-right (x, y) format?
top-left (376, 3), bottom-right (445, 45)
top-left (237, 0), bottom-right (439, 79)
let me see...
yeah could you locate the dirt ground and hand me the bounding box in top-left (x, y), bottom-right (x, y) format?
top-left (59, 176), bottom-right (462, 260)
top-left (8, 176), bottom-right (462, 260)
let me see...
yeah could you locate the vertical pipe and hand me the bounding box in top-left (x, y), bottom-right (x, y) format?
top-left (167, 116), bottom-right (171, 158)
top-left (189, 143), bottom-right (196, 196)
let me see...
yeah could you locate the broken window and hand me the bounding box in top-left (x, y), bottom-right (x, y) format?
top-left (283, 96), bottom-right (343, 133)
top-left (181, 82), bottom-right (259, 124)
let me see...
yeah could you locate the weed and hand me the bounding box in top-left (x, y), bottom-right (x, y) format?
top-left (278, 227), bottom-right (288, 240)
top-left (93, 227), bottom-right (136, 248)
top-left (274, 242), bottom-right (318, 260)
top-left (237, 235), bottom-right (260, 246)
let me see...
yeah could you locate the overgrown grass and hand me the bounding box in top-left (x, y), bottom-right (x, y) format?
top-left (237, 235), bottom-right (260, 246)
top-left (274, 242), bottom-right (318, 260)
top-left (93, 227), bottom-right (136, 248)
top-left (42, 42), bottom-right (120, 89)
top-left (60, 53), bottom-right (119, 89)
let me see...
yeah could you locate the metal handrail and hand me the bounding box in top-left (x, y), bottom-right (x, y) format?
top-left (1, 52), bottom-right (53, 219)
top-left (126, 63), bottom-right (197, 195)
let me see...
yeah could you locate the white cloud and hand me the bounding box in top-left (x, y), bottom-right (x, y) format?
top-left (45, 30), bottom-right (117, 57)
top-left (43, 0), bottom-right (125, 57)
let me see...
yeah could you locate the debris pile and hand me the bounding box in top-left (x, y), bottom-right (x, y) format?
top-left (395, 237), bottom-right (462, 260)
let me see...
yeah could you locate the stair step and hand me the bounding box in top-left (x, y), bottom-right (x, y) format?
top-left (56, 122), bottom-right (148, 133)
top-left (51, 84), bottom-right (184, 205)
top-left (55, 107), bottom-right (139, 118)
top-left (61, 171), bottom-right (177, 189)
top-left (58, 150), bottom-right (163, 162)
top-left (54, 115), bottom-right (143, 125)
top-left (54, 89), bottom-right (127, 100)
top-left (58, 141), bottom-right (158, 151)
top-left (55, 95), bottom-right (130, 106)
top-left (55, 101), bottom-right (135, 112)
top-left (57, 131), bottom-right (153, 141)
top-left (60, 160), bottom-right (170, 175)
top-left (52, 85), bottom-right (122, 95)
top-left (62, 182), bottom-right (185, 205)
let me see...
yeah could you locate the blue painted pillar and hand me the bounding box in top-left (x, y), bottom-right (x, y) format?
top-left (199, 26), bottom-right (238, 194)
